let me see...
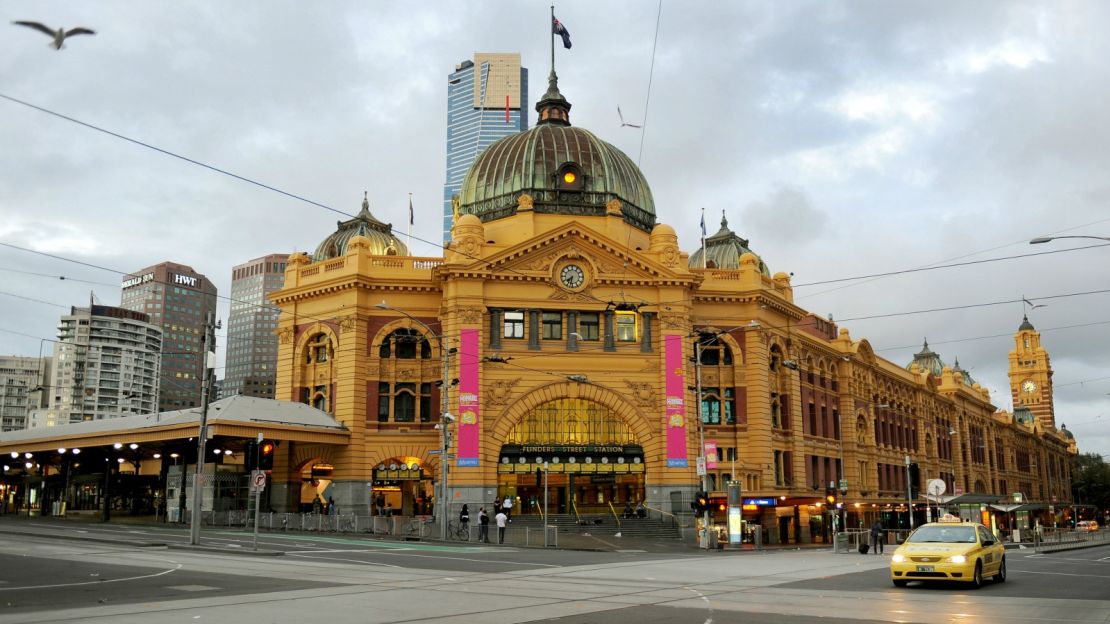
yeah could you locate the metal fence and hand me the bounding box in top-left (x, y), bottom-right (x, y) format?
top-left (835, 528), bottom-right (911, 553)
top-left (1034, 527), bottom-right (1110, 553)
top-left (196, 511), bottom-right (558, 546)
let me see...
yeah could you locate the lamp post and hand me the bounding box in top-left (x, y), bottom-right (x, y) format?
top-left (189, 312), bottom-right (220, 546)
top-left (694, 335), bottom-right (711, 549)
top-left (377, 302), bottom-right (452, 541)
top-left (1030, 235), bottom-right (1110, 244)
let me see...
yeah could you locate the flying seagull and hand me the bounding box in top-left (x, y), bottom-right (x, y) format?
top-left (1022, 296), bottom-right (1047, 310)
top-left (12, 21), bottom-right (96, 50)
top-left (617, 106), bottom-right (642, 128)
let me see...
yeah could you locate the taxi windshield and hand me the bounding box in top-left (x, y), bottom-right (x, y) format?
top-left (906, 525), bottom-right (977, 544)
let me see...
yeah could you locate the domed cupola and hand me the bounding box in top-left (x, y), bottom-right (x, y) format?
top-left (907, 339), bottom-right (945, 377)
top-left (689, 211), bottom-right (770, 275)
top-left (456, 70), bottom-right (656, 232)
top-left (952, 357), bottom-right (977, 386)
top-left (312, 193), bottom-right (407, 261)
top-left (1019, 314), bottom-right (1035, 331)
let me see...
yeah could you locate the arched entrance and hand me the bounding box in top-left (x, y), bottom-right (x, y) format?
top-left (497, 398), bottom-right (644, 516)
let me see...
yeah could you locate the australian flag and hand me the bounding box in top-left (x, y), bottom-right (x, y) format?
top-left (553, 16), bottom-right (572, 49)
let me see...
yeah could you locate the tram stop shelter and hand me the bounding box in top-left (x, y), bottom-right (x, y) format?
top-left (0, 396), bottom-right (349, 519)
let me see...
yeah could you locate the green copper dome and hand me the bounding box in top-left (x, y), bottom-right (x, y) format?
top-left (689, 212), bottom-right (770, 275)
top-left (313, 193), bottom-right (407, 261)
top-left (907, 339), bottom-right (945, 377)
top-left (456, 71), bottom-right (656, 232)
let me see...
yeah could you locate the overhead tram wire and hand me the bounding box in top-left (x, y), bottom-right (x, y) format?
top-left (616, 0), bottom-right (665, 305)
top-left (8, 91), bottom-right (1110, 326)
top-left (0, 93), bottom-right (617, 310)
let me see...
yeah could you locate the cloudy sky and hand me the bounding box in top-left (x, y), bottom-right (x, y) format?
top-left (1, 1), bottom-right (1108, 457)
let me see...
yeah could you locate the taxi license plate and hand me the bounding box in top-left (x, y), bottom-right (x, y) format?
top-left (916, 565), bottom-right (935, 572)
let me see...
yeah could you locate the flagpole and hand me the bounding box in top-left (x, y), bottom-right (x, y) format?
top-left (550, 5), bottom-right (555, 73)
top-left (701, 207), bottom-right (707, 269)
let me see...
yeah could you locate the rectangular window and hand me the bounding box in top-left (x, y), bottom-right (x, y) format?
top-left (541, 312), bottom-right (562, 340)
top-left (503, 311), bottom-right (524, 339)
top-left (701, 388), bottom-right (721, 425)
top-left (615, 312), bottom-right (637, 341)
top-left (724, 388), bottom-right (736, 424)
top-left (579, 313), bottom-right (600, 340)
top-left (394, 383), bottom-right (416, 422)
top-left (774, 450), bottom-right (784, 486)
top-left (419, 383), bottom-right (432, 423)
top-left (377, 382), bottom-right (390, 422)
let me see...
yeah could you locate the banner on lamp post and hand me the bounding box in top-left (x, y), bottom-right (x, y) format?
top-left (664, 334), bottom-right (688, 467)
top-left (457, 328), bottom-right (480, 467)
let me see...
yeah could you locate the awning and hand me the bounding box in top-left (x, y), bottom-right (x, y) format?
top-left (990, 503), bottom-right (1049, 513)
top-left (941, 493), bottom-right (1005, 505)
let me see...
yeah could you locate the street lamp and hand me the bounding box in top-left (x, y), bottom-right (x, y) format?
top-left (1030, 235), bottom-right (1110, 244)
top-left (377, 301), bottom-right (453, 541)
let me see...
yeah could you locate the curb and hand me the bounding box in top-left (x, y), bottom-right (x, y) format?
top-left (167, 543), bottom-right (284, 556)
top-left (0, 526), bottom-right (166, 548)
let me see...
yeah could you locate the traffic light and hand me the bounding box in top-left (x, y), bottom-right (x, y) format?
top-left (244, 441), bottom-right (258, 471)
top-left (691, 491), bottom-right (709, 514)
top-left (825, 486), bottom-right (837, 507)
top-left (258, 440), bottom-right (275, 470)
top-left (909, 463), bottom-right (921, 499)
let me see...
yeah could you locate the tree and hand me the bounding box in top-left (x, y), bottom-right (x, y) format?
top-left (1071, 453), bottom-right (1110, 516)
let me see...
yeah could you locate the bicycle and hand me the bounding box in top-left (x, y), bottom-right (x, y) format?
top-left (448, 520), bottom-right (470, 541)
top-left (338, 515), bottom-right (357, 533)
top-left (404, 516), bottom-right (432, 539)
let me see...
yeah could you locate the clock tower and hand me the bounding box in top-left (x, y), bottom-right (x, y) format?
top-left (1008, 315), bottom-right (1056, 429)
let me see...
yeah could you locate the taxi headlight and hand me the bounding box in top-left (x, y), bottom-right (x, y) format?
top-left (891, 554), bottom-right (906, 563)
top-left (946, 555), bottom-right (967, 564)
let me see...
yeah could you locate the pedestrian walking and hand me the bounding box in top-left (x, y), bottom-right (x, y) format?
top-left (375, 492), bottom-right (385, 516)
top-left (495, 509), bottom-right (508, 543)
top-left (328, 496), bottom-right (336, 516)
top-left (502, 495), bottom-right (514, 522)
top-left (478, 507), bottom-right (490, 543)
top-left (312, 495), bottom-right (323, 515)
top-left (459, 504), bottom-right (470, 539)
top-left (870, 520), bottom-right (884, 554)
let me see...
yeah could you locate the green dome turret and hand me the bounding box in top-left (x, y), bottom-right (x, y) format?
top-left (313, 193), bottom-right (407, 261)
top-left (689, 212), bottom-right (770, 275)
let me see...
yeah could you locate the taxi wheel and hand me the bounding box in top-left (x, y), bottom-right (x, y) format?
top-left (970, 561), bottom-right (984, 589)
top-left (993, 557), bottom-right (1006, 583)
top-left (892, 579), bottom-right (908, 588)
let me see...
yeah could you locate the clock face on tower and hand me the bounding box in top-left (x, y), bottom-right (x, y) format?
top-left (560, 264), bottom-right (585, 289)
top-left (1022, 379), bottom-right (1038, 394)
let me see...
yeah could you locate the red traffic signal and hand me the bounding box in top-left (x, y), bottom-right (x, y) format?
top-left (258, 441), bottom-right (275, 470)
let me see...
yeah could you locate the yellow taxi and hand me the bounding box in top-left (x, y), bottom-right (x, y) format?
top-left (890, 516), bottom-right (1006, 588)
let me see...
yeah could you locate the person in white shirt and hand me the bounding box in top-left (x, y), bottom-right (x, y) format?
top-left (502, 495), bottom-right (514, 522)
top-left (495, 510), bottom-right (508, 543)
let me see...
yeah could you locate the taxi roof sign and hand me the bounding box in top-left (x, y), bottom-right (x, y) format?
top-left (938, 513), bottom-right (962, 523)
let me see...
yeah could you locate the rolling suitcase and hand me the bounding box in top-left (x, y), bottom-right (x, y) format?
top-left (859, 542), bottom-right (870, 554)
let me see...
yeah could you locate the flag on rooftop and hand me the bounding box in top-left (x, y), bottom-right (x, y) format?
top-left (553, 17), bottom-right (572, 49)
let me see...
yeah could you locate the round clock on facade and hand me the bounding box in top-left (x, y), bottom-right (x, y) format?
top-left (1022, 379), bottom-right (1038, 393)
top-left (560, 264), bottom-right (585, 288)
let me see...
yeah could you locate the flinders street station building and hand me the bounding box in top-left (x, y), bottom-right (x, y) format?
top-left (0, 71), bottom-right (1077, 544)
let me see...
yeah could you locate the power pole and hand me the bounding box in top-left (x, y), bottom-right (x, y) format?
top-left (189, 312), bottom-right (219, 545)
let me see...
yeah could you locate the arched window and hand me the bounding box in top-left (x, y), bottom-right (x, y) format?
top-left (379, 328), bottom-right (431, 360)
top-left (305, 333), bottom-right (332, 364)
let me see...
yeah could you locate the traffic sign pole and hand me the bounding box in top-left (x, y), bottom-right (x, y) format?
top-left (251, 468), bottom-right (266, 551)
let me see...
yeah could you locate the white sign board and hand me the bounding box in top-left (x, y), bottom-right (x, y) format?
top-left (250, 470), bottom-right (267, 492)
top-left (696, 456), bottom-right (707, 476)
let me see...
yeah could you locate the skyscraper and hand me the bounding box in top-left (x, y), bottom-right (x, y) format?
top-left (0, 355), bottom-right (50, 431)
top-left (119, 262), bottom-right (217, 412)
top-left (47, 305), bottom-right (161, 423)
top-left (443, 53), bottom-right (528, 242)
top-left (221, 254), bottom-right (287, 399)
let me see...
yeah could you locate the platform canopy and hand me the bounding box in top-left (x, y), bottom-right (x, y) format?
top-left (0, 396), bottom-right (349, 454)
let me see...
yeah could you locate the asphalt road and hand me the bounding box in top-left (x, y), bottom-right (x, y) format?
top-left (1, 520), bottom-right (1109, 624)
top-left (779, 543), bottom-right (1110, 600)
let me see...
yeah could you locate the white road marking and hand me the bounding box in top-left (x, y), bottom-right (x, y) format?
top-left (286, 552), bottom-right (401, 568)
top-left (0, 563), bottom-right (182, 591)
top-left (1012, 569), bottom-right (1110, 579)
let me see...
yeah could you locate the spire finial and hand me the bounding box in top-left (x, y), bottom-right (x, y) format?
top-left (923, 337), bottom-right (929, 350)
top-left (362, 191), bottom-right (369, 213)
top-left (720, 210), bottom-right (728, 229)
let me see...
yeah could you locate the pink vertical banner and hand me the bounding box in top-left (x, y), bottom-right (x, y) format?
top-left (457, 328), bottom-right (480, 466)
top-left (664, 334), bottom-right (688, 467)
top-left (705, 440), bottom-right (718, 470)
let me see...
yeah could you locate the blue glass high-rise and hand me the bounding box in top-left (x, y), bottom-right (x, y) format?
top-left (443, 53), bottom-right (528, 242)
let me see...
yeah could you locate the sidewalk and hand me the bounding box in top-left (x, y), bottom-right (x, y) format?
top-left (0, 513), bottom-right (838, 555)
